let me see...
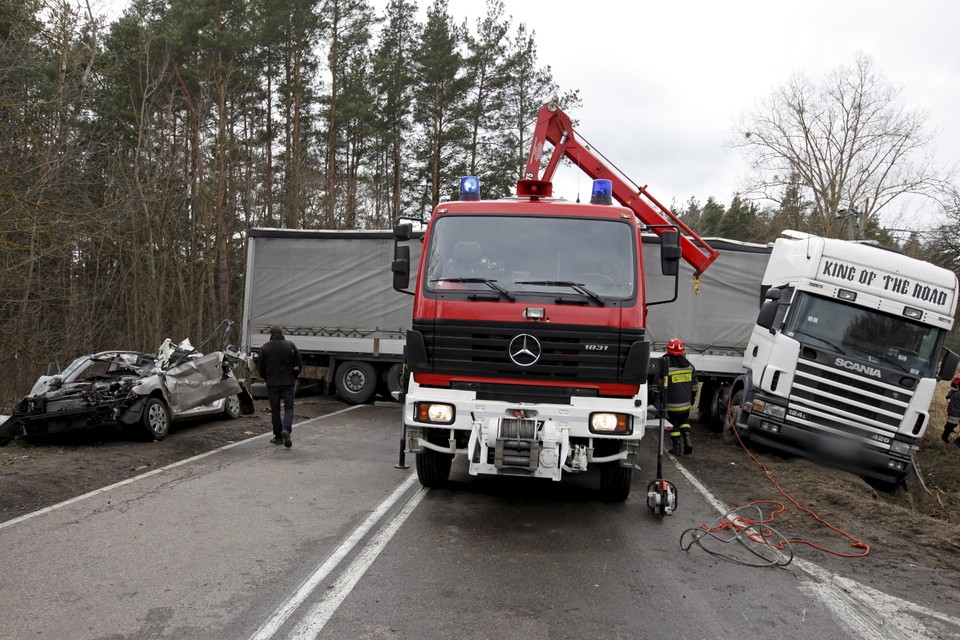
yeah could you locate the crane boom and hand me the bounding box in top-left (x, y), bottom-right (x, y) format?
top-left (524, 102), bottom-right (719, 275)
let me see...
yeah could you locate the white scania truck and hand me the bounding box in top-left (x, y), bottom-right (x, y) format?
top-left (721, 230), bottom-right (959, 488)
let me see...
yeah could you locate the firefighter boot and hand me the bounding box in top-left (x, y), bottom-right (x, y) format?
top-left (943, 424), bottom-right (956, 443)
top-left (682, 428), bottom-right (693, 455)
top-left (670, 435), bottom-right (683, 456)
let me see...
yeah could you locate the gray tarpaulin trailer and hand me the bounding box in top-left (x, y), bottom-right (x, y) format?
top-left (242, 228), bottom-right (770, 407)
top-left (241, 228), bottom-right (421, 404)
top-left (642, 235), bottom-right (773, 424)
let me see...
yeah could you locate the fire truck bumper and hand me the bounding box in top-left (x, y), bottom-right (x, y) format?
top-left (403, 382), bottom-right (644, 481)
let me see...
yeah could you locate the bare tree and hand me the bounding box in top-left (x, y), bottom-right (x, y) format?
top-left (733, 53), bottom-right (954, 238)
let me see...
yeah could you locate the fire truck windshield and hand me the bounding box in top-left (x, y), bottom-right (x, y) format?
top-left (424, 215), bottom-right (636, 300)
top-left (784, 291), bottom-right (943, 377)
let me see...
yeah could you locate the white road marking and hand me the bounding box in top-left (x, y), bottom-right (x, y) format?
top-left (672, 459), bottom-right (960, 640)
top-left (247, 472), bottom-right (421, 640)
top-left (288, 484), bottom-right (429, 639)
top-left (0, 404), bottom-right (362, 531)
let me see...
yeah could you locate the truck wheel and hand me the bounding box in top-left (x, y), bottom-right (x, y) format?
top-left (416, 448), bottom-right (452, 488)
top-left (142, 397), bottom-right (171, 441)
top-left (384, 363), bottom-right (404, 399)
top-left (222, 394), bottom-right (241, 419)
top-left (697, 382), bottom-right (722, 431)
top-left (599, 463), bottom-right (633, 502)
top-left (334, 361), bottom-right (377, 404)
top-left (722, 390), bottom-right (744, 445)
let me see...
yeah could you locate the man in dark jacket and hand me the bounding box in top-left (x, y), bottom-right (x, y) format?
top-left (665, 338), bottom-right (700, 456)
top-left (257, 325), bottom-right (302, 448)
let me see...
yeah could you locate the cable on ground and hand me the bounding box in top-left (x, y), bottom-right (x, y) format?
top-left (682, 395), bottom-right (871, 562)
top-left (680, 502), bottom-right (793, 567)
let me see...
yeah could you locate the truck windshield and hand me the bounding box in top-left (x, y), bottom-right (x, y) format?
top-left (424, 215), bottom-right (636, 300)
top-left (784, 291), bottom-right (942, 377)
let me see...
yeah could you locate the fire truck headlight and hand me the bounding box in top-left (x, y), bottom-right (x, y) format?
top-left (415, 402), bottom-right (455, 425)
top-left (590, 412), bottom-right (632, 434)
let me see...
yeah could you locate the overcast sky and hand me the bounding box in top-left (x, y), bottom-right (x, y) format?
top-left (101, 0), bottom-right (959, 231)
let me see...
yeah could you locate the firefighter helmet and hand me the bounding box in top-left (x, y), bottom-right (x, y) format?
top-left (952, 374), bottom-right (960, 388)
top-left (667, 338), bottom-right (685, 355)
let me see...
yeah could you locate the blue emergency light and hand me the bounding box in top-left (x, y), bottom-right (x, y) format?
top-left (460, 176), bottom-right (481, 200)
top-left (590, 179), bottom-right (613, 205)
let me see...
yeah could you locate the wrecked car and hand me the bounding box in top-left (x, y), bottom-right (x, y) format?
top-left (0, 320), bottom-right (254, 445)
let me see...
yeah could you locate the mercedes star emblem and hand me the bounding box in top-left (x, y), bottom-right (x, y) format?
top-left (508, 334), bottom-right (542, 367)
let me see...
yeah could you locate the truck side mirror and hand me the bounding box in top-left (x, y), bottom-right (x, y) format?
top-left (938, 348), bottom-right (960, 381)
top-left (392, 245), bottom-right (411, 291)
top-left (755, 288), bottom-right (782, 333)
top-left (393, 222), bottom-right (412, 241)
top-left (660, 229), bottom-right (681, 276)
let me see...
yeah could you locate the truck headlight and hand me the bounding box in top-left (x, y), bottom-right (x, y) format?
top-left (752, 400), bottom-right (786, 420)
top-left (590, 412), bottom-right (632, 435)
top-left (889, 440), bottom-right (913, 456)
top-left (414, 402), bottom-right (455, 425)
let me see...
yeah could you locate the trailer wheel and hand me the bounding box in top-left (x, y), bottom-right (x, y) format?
top-left (142, 397), bottom-right (171, 441)
top-left (722, 389), bottom-right (744, 445)
top-left (697, 382), bottom-right (723, 431)
top-left (416, 448), bottom-right (452, 488)
top-left (384, 363), bottom-right (405, 399)
top-left (334, 361), bottom-right (378, 404)
top-left (599, 463), bottom-right (633, 502)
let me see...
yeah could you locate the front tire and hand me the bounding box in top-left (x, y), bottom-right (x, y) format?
top-left (599, 463), bottom-right (633, 502)
top-left (222, 394), bottom-right (241, 419)
top-left (722, 389), bottom-right (744, 445)
top-left (416, 448), bottom-right (453, 488)
top-left (334, 361), bottom-right (378, 404)
top-left (142, 397), bottom-right (171, 441)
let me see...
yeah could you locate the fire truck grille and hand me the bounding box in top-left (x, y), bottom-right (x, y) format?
top-left (415, 320), bottom-right (642, 384)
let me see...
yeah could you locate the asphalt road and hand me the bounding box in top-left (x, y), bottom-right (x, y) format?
top-left (1, 404), bottom-right (956, 639)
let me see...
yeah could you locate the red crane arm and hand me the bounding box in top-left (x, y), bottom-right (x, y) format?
top-left (524, 102), bottom-right (719, 275)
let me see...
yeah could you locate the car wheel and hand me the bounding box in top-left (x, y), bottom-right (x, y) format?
top-left (599, 462), bottom-right (633, 502)
top-left (142, 397), bottom-right (171, 441)
top-left (722, 390), bottom-right (744, 445)
top-left (416, 448), bottom-right (453, 488)
top-left (223, 394), bottom-right (241, 419)
top-left (334, 361), bottom-right (377, 404)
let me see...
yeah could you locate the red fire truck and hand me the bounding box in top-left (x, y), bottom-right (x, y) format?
top-left (391, 103), bottom-right (717, 500)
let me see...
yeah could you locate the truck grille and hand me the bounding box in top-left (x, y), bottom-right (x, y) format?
top-left (414, 319), bottom-right (642, 384)
top-left (790, 356), bottom-right (914, 436)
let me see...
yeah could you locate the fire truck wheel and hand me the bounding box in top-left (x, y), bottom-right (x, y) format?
top-left (722, 390), bottom-right (744, 445)
top-left (334, 361), bottom-right (378, 404)
top-left (142, 397), bottom-right (171, 441)
top-left (599, 463), bottom-right (633, 502)
top-left (416, 448), bottom-right (452, 488)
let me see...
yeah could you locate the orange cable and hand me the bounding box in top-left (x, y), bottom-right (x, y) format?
top-left (704, 397), bottom-right (871, 558)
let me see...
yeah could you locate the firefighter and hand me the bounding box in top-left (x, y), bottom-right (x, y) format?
top-left (665, 338), bottom-right (700, 456)
top-left (942, 374), bottom-right (960, 444)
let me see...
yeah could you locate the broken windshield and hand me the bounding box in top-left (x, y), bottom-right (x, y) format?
top-left (423, 214), bottom-right (636, 300)
top-left (784, 291), bottom-right (943, 377)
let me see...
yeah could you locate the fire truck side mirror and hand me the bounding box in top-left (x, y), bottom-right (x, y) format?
top-left (392, 245), bottom-right (411, 291)
top-left (660, 229), bottom-right (680, 276)
top-left (393, 222), bottom-right (412, 241)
